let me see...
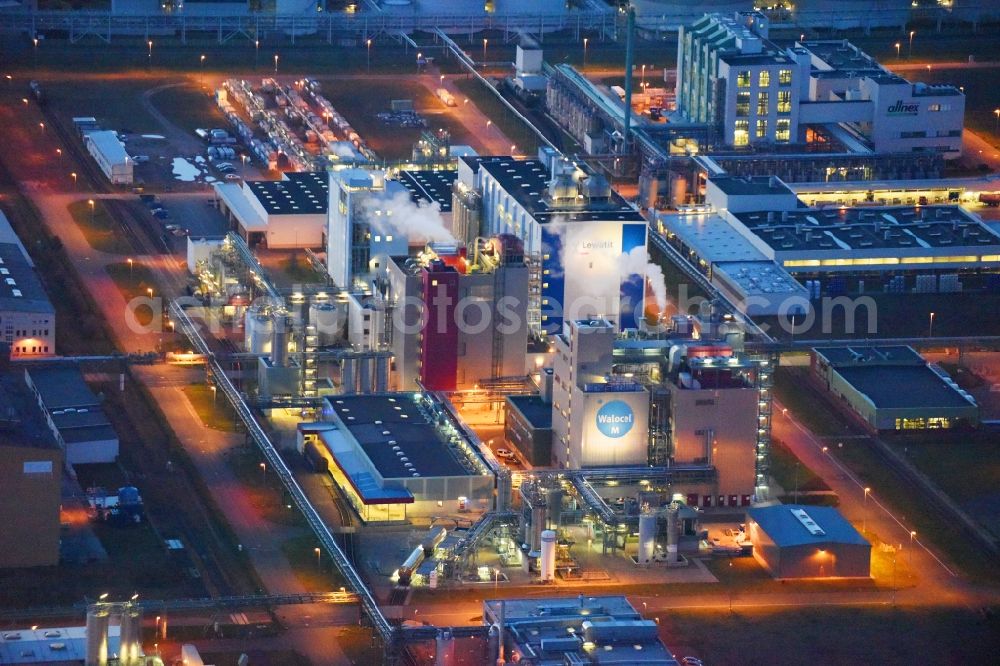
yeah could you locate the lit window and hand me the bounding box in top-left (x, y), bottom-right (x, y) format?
top-left (373, 235), bottom-right (381, 242)
top-left (734, 120), bottom-right (750, 146)
top-left (777, 90), bottom-right (791, 114)
top-left (778, 69), bottom-right (792, 85)
top-left (756, 119), bottom-right (768, 139)
top-left (757, 91), bottom-right (769, 115)
top-left (758, 70), bottom-right (770, 87)
top-left (737, 70), bottom-right (751, 88)
top-left (736, 91), bottom-right (750, 117)
top-left (776, 119), bottom-right (791, 142)
top-left (386, 235), bottom-right (393, 241)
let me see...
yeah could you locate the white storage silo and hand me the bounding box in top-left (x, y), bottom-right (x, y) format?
top-left (309, 301), bottom-right (343, 346)
top-left (245, 306), bottom-right (274, 355)
top-left (119, 604), bottom-right (142, 666)
top-left (271, 313), bottom-right (290, 366)
top-left (637, 512), bottom-right (657, 564)
top-left (85, 605), bottom-right (111, 666)
top-left (666, 502), bottom-right (680, 563)
top-left (540, 530), bottom-right (556, 582)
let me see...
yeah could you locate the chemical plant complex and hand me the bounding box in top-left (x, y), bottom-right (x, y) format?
top-left (0, 1), bottom-right (999, 665)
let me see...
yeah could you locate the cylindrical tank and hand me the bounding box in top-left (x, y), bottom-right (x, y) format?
top-left (375, 355), bottom-right (389, 392)
top-left (271, 313), bottom-right (289, 366)
top-left (397, 545), bottom-right (426, 586)
top-left (421, 526), bottom-right (448, 555)
top-left (358, 356), bottom-right (373, 393)
top-left (244, 306), bottom-right (274, 355)
top-left (435, 630), bottom-right (455, 666)
top-left (530, 503), bottom-right (546, 554)
top-left (341, 357), bottom-right (356, 394)
top-left (545, 486), bottom-right (563, 531)
top-left (666, 502), bottom-right (680, 563)
top-left (309, 302), bottom-right (343, 346)
top-left (638, 512), bottom-right (657, 564)
top-left (84, 605), bottom-right (110, 666)
top-left (540, 530), bottom-right (556, 582)
top-left (119, 604), bottom-right (142, 666)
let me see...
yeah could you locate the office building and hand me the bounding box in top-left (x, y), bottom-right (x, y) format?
top-left (812, 346), bottom-right (979, 432)
top-left (455, 153), bottom-right (649, 334)
top-left (299, 393), bottom-right (493, 522)
top-left (0, 211), bottom-right (56, 358)
top-left (676, 12), bottom-right (965, 157)
top-left (747, 504), bottom-right (871, 579)
top-left (214, 171), bottom-right (328, 249)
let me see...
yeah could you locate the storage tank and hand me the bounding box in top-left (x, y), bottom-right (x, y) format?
top-left (341, 357), bottom-right (356, 394)
top-left (540, 530), bottom-right (556, 582)
top-left (309, 302), bottom-right (343, 346)
top-left (84, 605), bottom-right (110, 666)
top-left (119, 604), bottom-right (142, 666)
top-left (245, 306), bottom-right (274, 355)
top-left (666, 501), bottom-right (680, 563)
top-left (271, 313), bottom-right (290, 366)
top-left (637, 512), bottom-right (657, 564)
top-left (375, 355), bottom-right (390, 392)
top-left (358, 356), bottom-right (373, 394)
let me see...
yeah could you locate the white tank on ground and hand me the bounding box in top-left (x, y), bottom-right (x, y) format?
top-left (84, 605), bottom-right (110, 666)
top-left (309, 301), bottom-right (343, 346)
top-left (245, 306), bottom-right (274, 355)
top-left (638, 512), bottom-right (657, 564)
top-left (540, 529), bottom-right (556, 582)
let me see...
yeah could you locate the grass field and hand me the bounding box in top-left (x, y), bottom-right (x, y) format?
top-left (182, 383), bottom-right (239, 432)
top-left (68, 199), bottom-right (132, 254)
top-left (769, 437), bottom-right (831, 497)
top-left (452, 77), bottom-right (544, 154)
top-left (280, 533), bottom-right (346, 593)
top-left (227, 447), bottom-right (307, 528)
top-left (105, 260), bottom-right (161, 327)
top-left (148, 82), bottom-right (227, 135)
top-left (661, 604), bottom-right (1000, 666)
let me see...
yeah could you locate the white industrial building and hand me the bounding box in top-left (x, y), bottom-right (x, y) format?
top-left (455, 151), bottom-right (649, 335)
top-left (677, 12), bottom-right (965, 158)
top-left (551, 318), bottom-right (650, 468)
top-left (326, 168), bottom-right (411, 291)
top-left (214, 171), bottom-right (327, 249)
top-left (0, 211), bottom-right (56, 358)
top-left (84, 130), bottom-right (134, 185)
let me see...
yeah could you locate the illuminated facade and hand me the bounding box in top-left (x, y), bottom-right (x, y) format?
top-left (0, 211), bottom-right (55, 359)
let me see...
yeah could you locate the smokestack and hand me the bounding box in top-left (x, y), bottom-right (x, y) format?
top-left (623, 7), bottom-right (635, 145)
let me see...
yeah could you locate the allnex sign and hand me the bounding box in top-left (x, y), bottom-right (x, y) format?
top-left (596, 400), bottom-right (635, 438)
top-left (887, 99), bottom-right (919, 116)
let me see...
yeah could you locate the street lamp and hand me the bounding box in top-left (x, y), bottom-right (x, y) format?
top-left (200, 54), bottom-right (206, 85)
top-left (147, 287), bottom-right (153, 299)
top-left (127, 258), bottom-right (134, 277)
top-left (315, 547), bottom-right (322, 570)
top-left (486, 120), bottom-right (492, 130)
top-left (928, 311), bottom-right (935, 337)
top-left (366, 38), bottom-right (372, 73)
top-left (482, 38), bottom-right (488, 63)
top-left (88, 199), bottom-right (95, 224)
top-left (148, 40), bottom-right (153, 62)
top-left (909, 530), bottom-right (916, 568)
top-left (994, 108), bottom-right (999, 133)
top-left (863, 487), bottom-right (871, 533)
top-left (71, 172), bottom-right (77, 189)
top-left (56, 148), bottom-right (62, 162)
top-left (641, 63), bottom-right (646, 89)
top-left (259, 461), bottom-right (266, 481)
top-left (38, 121), bottom-right (44, 132)
top-left (908, 30), bottom-right (915, 59)
top-left (895, 42), bottom-right (901, 59)
top-left (583, 37), bottom-right (588, 72)
top-left (274, 54), bottom-right (279, 73)
top-left (255, 39), bottom-right (260, 69)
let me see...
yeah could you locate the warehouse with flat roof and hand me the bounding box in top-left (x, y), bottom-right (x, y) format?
top-left (84, 130), bottom-right (133, 185)
top-left (812, 345), bottom-right (979, 431)
top-left (0, 211), bottom-right (56, 358)
top-left (299, 393), bottom-right (494, 522)
top-left (214, 171), bottom-right (327, 249)
top-left (747, 504), bottom-right (871, 579)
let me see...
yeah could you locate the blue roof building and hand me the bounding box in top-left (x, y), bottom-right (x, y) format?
top-left (747, 504), bottom-right (871, 578)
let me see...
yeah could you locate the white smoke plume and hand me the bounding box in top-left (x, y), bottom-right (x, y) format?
top-left (618, 245), bottom-right (668, 313)
top-left (365, 190), bottom-right (455, 244)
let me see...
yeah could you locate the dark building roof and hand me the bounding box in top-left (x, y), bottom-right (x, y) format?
top-left (0, 373), bottom-right (59, 451)
top-left (245, 171), bottom-right (328, 215)
top-left (711, 175), bottom-right (794, 197)
top-left (26, 367), bottom-right (101, 410)
top-left (473, 157), bottom-right (645, 224)
top-left (749, 505), bottom-right (869, 548)
top-left (507, 395), bottom-right (552, 429)
top-left (0, 211), bottom-right (55, 315)
top-left (734, 205), bottom-right (1000, 253)
top-left (834, 365), bottom-right (972, 410)
top-left (814, 345), bottom-right (922, 366)
top-left (397, 169), bottom-right (457, 212)
top-left (327, 395), bottom-right (476, 479)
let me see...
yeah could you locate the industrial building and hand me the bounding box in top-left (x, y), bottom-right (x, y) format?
top-left (0, 372), bottom-right (62, 569)
top-left (551, 319), bottom-right (650, 468)
top-left (24, 366), bottom-right (120, 465)
top-left (299, 393), bottom-right (494, 522)
top-left (0, 210), bottom-right (56, 358)
top-left (660, 174), bottom-right (1000, 308)
top-left (326, 168), bottom-right (413, 291)
top-left (378, 236), bottom-right (530, 391)
top-left (214, 171), bottom-right (327, 249)
top-left (482, 596), bottom-right (678, 665)
top-left (455, 153), bottom-right (649, 334)
top-left (84, 130), bottom-right (133, 185)
top-left (747, 504), bottom-right (871, 578)
top-left (504, 393), bottom-right (553, 467)
top-left (676, 12), bottom-right (965, 157)
top-left (812, 346), bottom-right (979, 432)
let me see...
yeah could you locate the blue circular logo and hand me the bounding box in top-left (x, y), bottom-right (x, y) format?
top-left (596, 400), bottom-right (634, 438)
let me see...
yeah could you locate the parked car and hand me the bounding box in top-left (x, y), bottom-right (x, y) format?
top-left (224, 173), bottom-right (242, 181)
top-left (153, 209), bottom-right (169, 220)
top-left (494, 448), bottom-right (515, 459)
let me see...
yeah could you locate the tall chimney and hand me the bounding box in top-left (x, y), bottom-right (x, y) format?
top-left (623, 7), bottom-right (635, 145)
